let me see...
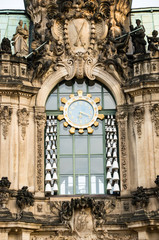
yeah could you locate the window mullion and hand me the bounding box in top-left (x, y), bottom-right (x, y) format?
top-left (73, 134), bottom-right (76, 194)
top-left (88, 134), bottom-right (91, 194)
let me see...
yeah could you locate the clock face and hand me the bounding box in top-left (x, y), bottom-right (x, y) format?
top-left (57, 90), bottom-right (104, 134)
top-left (68, 100), bottom-right (94, 127)
top-left (64, 96), bottom-right (98, 129)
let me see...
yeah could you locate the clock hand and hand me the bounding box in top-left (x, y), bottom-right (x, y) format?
top-left (78, 113), bottom-right (82, 119)
top-left (80, 111), bottom-right (91, 117)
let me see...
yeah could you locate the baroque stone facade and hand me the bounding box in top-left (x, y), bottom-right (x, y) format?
top-left (0, 0), bottom-right (159, 240)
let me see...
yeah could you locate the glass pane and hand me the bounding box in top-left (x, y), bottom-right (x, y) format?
top-left (60, 157), bottom-right (73, 174)
top-left (46, 94), bottom-right (57, 110)
top-left (59, 121), bottom-right (69, 135)
top-left (91, 175), bottom-right (104, 194)
top-left (76, 175), bottom-right (88, 194)
top-left (59, 81), bottom-right (72, 93)
top-left (74, 80), bottom-right (87, 93)
top-left (75, 157), bottom-right (88, 174)
top-left (90, 135), bottom-right (103, 154)
top-left (91, 93), bottom-right (102, 102)
top-left (59, 94), bottom-right (71, 107)
top-left (91, 156), bottom-right (104, 174)
top-left (75, 136), bottom-right (88, 154)
top-left (88, 82), bottom-right (102, 92)
top-left (92, 119), bottom-right (103, 135)
top-left (60, 136), bottom-right (72, 154)
top-left (60, 176), bottom-right (73, 195)
top-left (104, 93), bottom-right (116, 109)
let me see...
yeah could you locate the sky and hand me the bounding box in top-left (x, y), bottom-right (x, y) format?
top-left (0, 0), bottom-right (159, 10)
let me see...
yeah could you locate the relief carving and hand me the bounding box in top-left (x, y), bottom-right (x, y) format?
top-left (150, 104), bottom-right (159, 136)
top-left (50, 197), bottom-right (116, 238)
top-left (17, 108), bottom-right (30, 140)
top-left (116, 111), bottom-right (128, 191)
top-left (133, 106), bottom-right (145, 138)
top-left (25, 0), bottom-right (131, 81)
top-left (0, 106), bottom-right (12, 139)
top-left (35, 113), bottom-right (46, 191)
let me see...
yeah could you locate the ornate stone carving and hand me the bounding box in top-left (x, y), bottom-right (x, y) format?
top-left (35, 113), bottom-right (46, 191)
top-left (16, 186), bottom-right (34, 210)
top-left (130, 19), bottom-right (146, 54)
top-left (0, 37), bottom-right (11, 53)
top-left (0, 106), bottom-right (12, 139)
top-left (25, 0), bottom-right (131, 81)
top-left (150, 104), bottom-right (159, 136)
top-left (31, 231), bottom-right (138, 240)
top-left (107, 231), bottom-right (138, 240)
top-left (132, 187), bottom-right (149, 210)
top-left (133, 106), bottom-right (145, 138)
top-left (116, 111), bottom-right (128, 191)
top-left (0, 177), bottom-right (11, 208)
top-left (12, 20), bottom-right (29, 56)
top-left (154, 175), bottom-right (159, 199)
top-left (123, 201), bottom-right (130, 212)
top-left (60, 197), bottom-right (106, 231)
top-left (37, 204), bottom-right (43, 212)
top-left (17, 108), bottom-right (30, 140)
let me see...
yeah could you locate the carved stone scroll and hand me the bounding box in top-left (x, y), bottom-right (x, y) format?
top-left (116, 110), bottom-right (128, 191)
top-left (133, 106), bottom-right (145, 138)
top-left (17, 108), bottom-right (30, 140)
top-left (35, 112), bottom-right (46, 192)
top-left (0, 106), bottom-right (12, 139)
top-left (150, 104), bottom-right (159, 136)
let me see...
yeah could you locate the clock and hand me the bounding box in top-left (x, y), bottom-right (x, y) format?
top-left (57, 90), bottom-right (104, 134)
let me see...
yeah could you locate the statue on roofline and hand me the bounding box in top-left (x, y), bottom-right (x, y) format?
top-left (147, 30), bottom-right (159, 56)
top-left (130, 19), bottom-right (146, 54)
top-left (12, 20), bottom-right (29, 57)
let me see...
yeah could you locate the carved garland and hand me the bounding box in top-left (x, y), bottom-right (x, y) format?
top-left (17, 108), bottom-right (30, 140)
top-left (150, 104), bottom-right (159, 136)
top-left (133, 106), bottom-right (145, 138)
top-left (0, 106), bottom-right (12, 139)
top-left (35, 113), bottom-right (46, 192)
top-left (116, 111), bottom-right (128, 190)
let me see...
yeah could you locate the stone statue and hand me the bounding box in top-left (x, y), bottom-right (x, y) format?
top-left (0, 37), bottom-right (11, 53)
top-left (147, 30), bottom-right (159, 56)
top-left (12, 20), bottom-right (29, 56)
top-left (130, 19), bottom-right (146, 54)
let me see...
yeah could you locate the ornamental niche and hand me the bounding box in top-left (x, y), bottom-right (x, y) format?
top-left (25, 0), bottom-right (131, 81)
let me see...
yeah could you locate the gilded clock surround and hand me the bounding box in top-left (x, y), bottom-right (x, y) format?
top-left (57, 90), bottom-right (104, 134)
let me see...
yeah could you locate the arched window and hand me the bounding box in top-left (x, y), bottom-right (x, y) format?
top-left (45, 79), bottom-right (119, 195)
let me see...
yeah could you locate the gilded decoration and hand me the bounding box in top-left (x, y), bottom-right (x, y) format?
top-left (25, 0), bottom-right (131, 81)
top-left (57, 90), bottom-right (104, 134)
top-left (0, 106), bottom-right (12, 139)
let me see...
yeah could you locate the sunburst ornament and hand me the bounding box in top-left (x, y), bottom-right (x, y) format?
top-left (57, 90), bottom-right (104, 134)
